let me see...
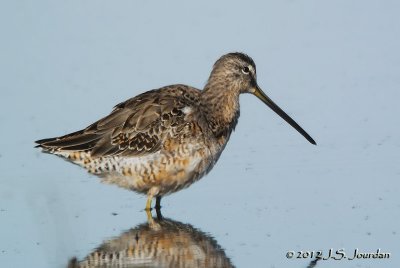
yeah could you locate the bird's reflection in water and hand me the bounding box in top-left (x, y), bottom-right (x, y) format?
top-left (68, 209), bottom-right (234, 268)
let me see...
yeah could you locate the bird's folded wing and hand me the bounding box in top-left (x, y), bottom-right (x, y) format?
top-left (36, 87), bottom-right (196, 158)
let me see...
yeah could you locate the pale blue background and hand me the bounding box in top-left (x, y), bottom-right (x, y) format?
top-left (0, 0), bottom-right (399, 267)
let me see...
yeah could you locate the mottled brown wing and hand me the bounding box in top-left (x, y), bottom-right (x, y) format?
top-left (36, 85), bottom-right (200, 158)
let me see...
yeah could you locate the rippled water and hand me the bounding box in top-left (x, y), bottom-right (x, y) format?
top-left (1, 1), bottom-right (399, 267)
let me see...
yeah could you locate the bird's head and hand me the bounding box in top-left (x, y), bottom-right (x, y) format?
top-left (209, 52), bottom-right (258, 94)
top-left (207, 52), bottom-right (316, 145)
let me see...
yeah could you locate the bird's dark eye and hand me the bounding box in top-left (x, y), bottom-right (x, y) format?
top-left (242, 66), bottom-right (250, 74)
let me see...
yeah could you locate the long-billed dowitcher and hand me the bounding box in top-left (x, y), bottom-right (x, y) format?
top-left (36, 52), bottom-right (316, 210)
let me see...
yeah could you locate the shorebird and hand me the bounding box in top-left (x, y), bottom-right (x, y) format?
top-left (36, 52), bottom-right (316, 210)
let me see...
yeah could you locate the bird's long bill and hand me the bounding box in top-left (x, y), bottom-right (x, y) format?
top-left (253, 86), bottom-right (316, 145)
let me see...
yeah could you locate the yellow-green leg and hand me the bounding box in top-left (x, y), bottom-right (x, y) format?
top-left (145, 187), bottom-right (160, 211)
top-left (145, 196), bottom-right (152, 211)
top-left (145, 205), bottom-right (161, 230)
top-left (145, 209), bottom-right (153, 223)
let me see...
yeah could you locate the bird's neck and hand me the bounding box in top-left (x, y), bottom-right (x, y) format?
top-left (201, 79), bottom-right (241, 138)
